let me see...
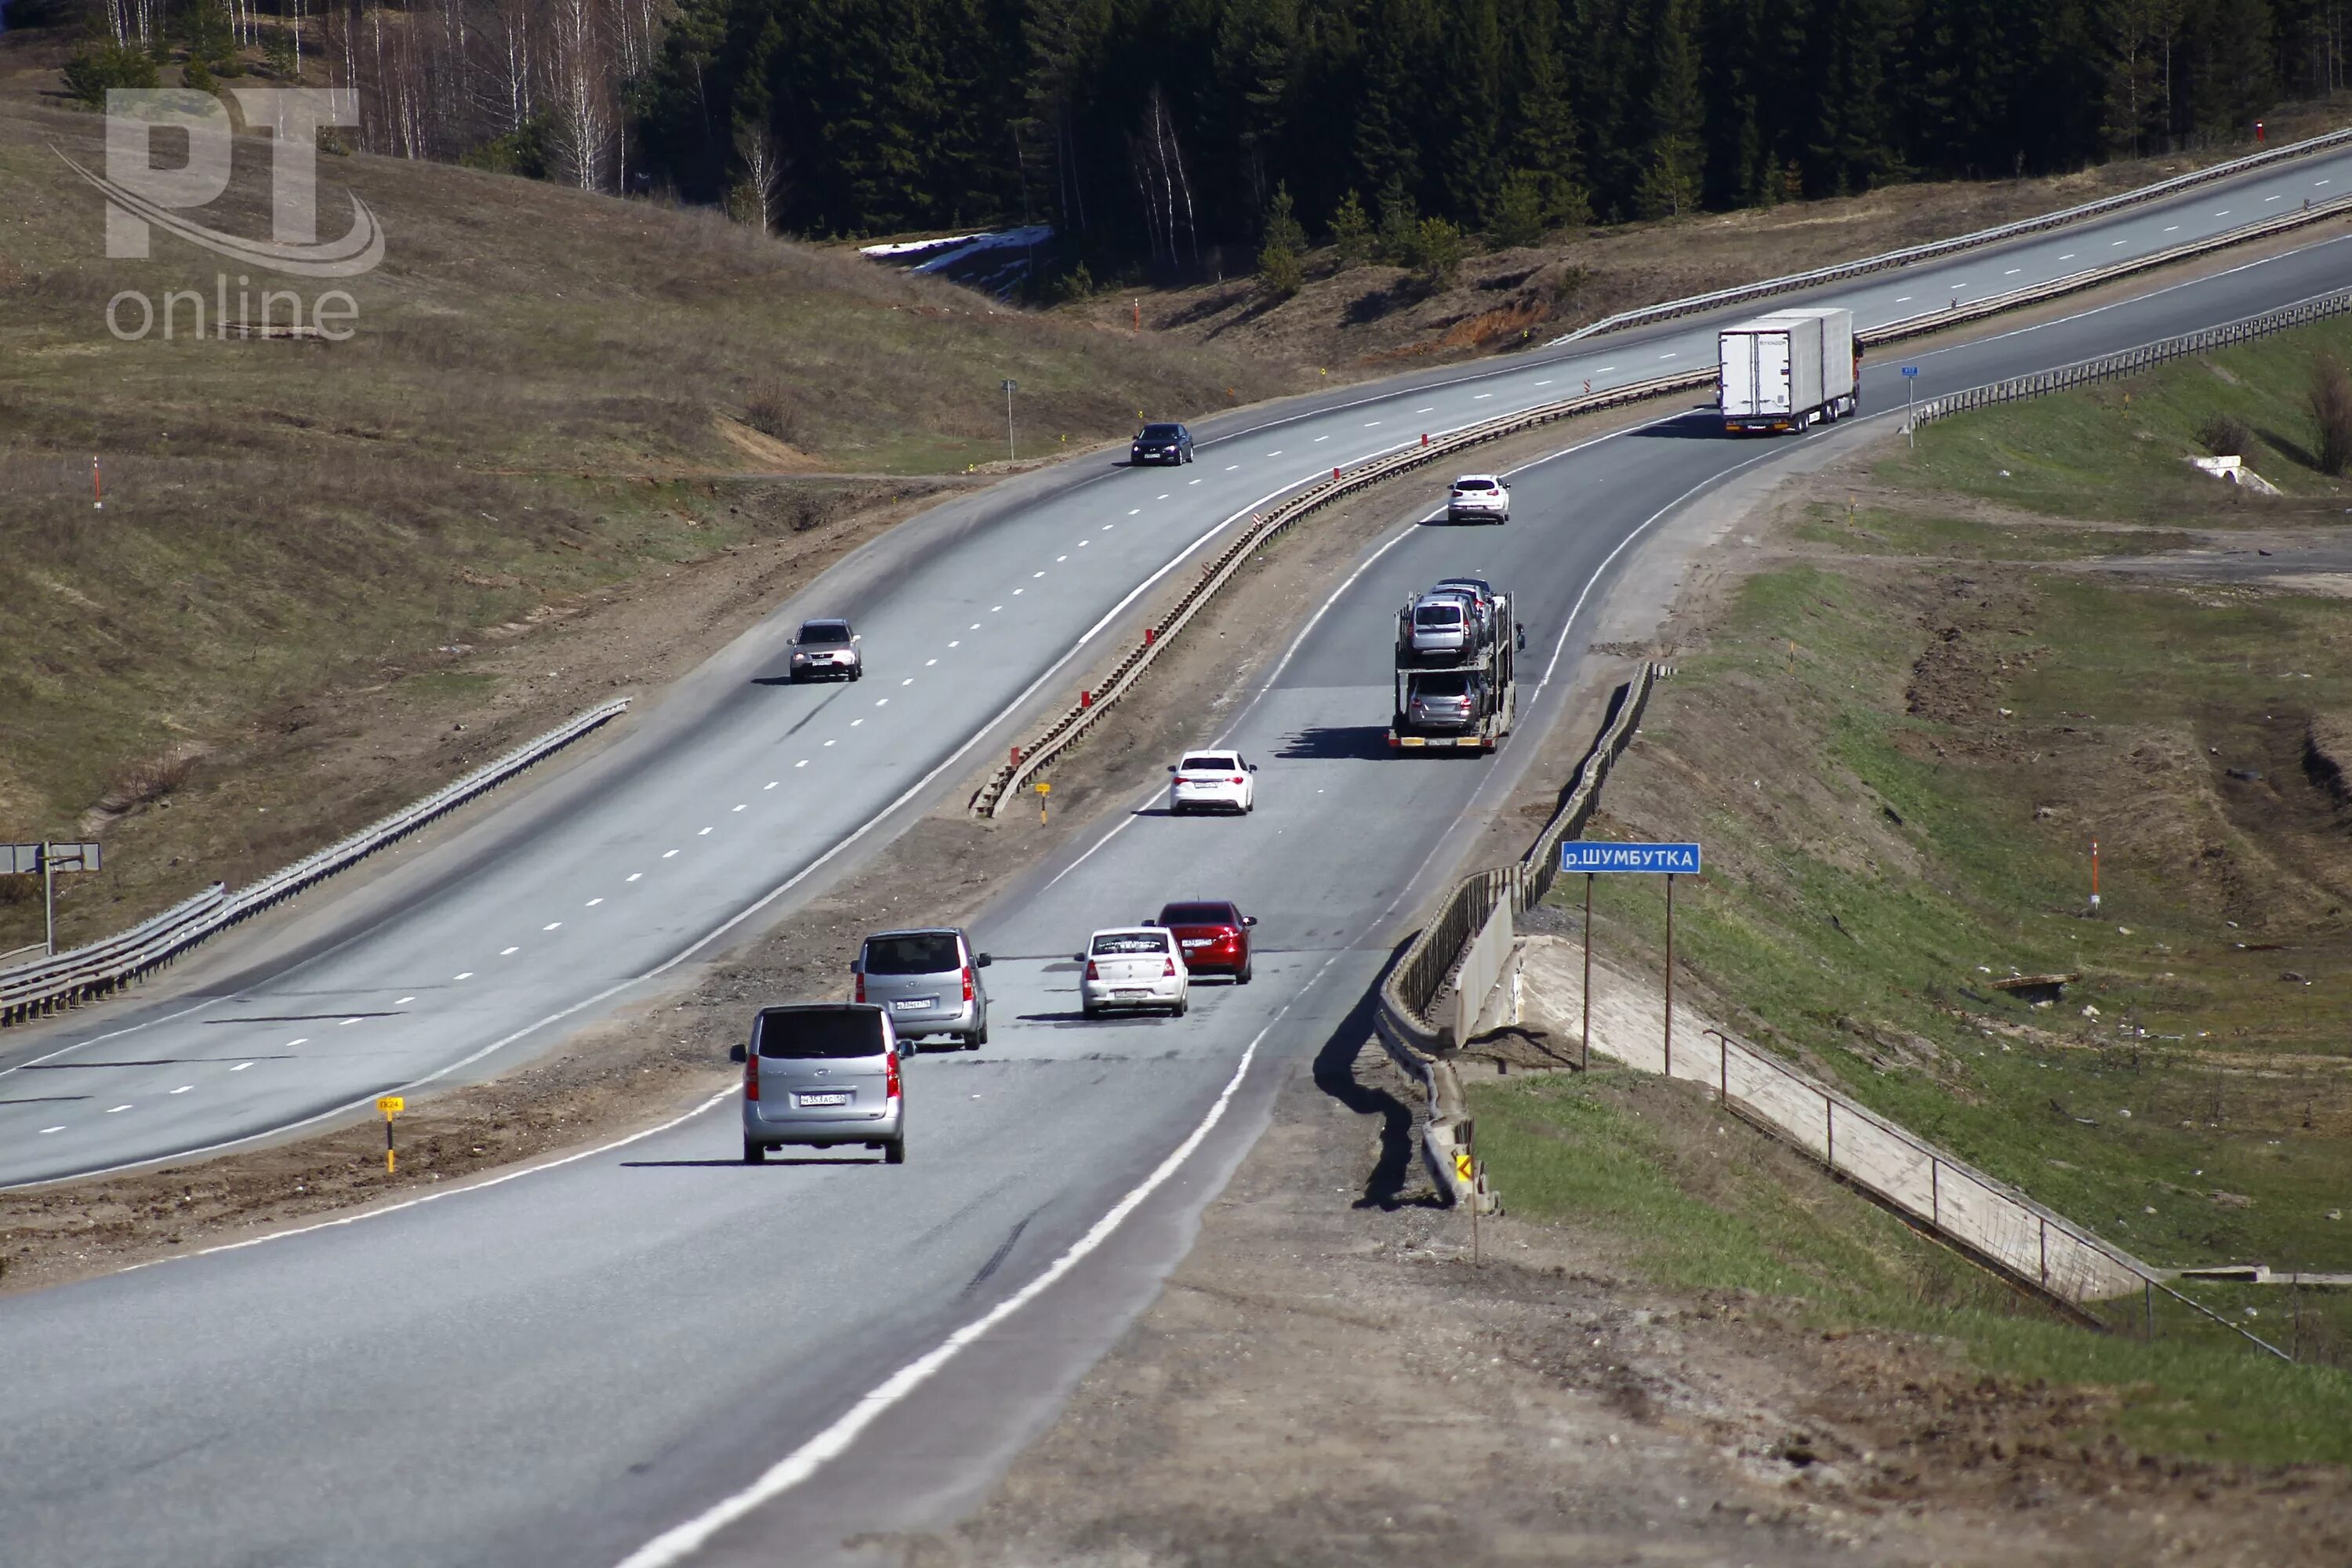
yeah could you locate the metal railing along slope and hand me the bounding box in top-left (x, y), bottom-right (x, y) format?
top-left (1548, 124), bottom-right (2352, 348)
top-left (0, 699), bottom-right (630, 1027)
top-left (1911, 283), bottom-right (2352, 429)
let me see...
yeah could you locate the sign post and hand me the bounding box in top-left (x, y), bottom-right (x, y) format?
top-left (1901, 365), bottom-right (1919, 448)
top-left (1034, 779), bottom-right (1051, 825)
top-left (377, 1096), bottom-right (405, 1174)
top-left (1557, 841), bottom-right (1702, 1076)
top-left (1001, 378), bottom-right (1018, 461)
top-left (2, 843), bottom-right (103, 957)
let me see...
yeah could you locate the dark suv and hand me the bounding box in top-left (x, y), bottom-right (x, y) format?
top-left (1131, 423), bottom-right (1194, 466)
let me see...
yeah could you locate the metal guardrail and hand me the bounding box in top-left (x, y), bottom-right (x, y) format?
top-left (1696, 1025), bottom-right (2292, 1356)
top-left (1548, 124), bottom-right (2352, 348)
top-left (1519, 666), bottom-right (1657, 910)
top-left (970, 372), bottom-right (1701, 815)
top-left (1912, 284), bottom-right (2352, 429)
top-left (975, 187), bottom-right (2352, 819)
top-left (0, 698), bottom-right (630, 1026)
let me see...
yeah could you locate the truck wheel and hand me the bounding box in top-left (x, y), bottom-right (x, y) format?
top-left (743, 1138), bottom-right (767, 1165)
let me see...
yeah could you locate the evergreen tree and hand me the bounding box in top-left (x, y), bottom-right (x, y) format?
top-left (1636, 0), bottom-right (1704, 216)
top-left (1329, 187), bottom-right (1374, 266)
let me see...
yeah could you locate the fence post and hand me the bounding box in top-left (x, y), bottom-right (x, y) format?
top-left (2039, 1220), bottom-right (2049, 1290)
top-left (1824, 1093), bottom-right (1834, 1170)
top-left (1931, 1158), bottom-right (1940, 1229)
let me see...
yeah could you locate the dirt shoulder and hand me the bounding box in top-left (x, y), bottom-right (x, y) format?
top-left (0, 397), bottom-right (1670, 1295)
top-left (909, 1040), bottom-right (2351, 1568)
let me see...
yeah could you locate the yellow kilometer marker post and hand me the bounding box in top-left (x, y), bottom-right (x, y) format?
top-left (377, 1096), bottom-right (405, 1174)
top-left (1035, 779), bottom-right (1051, 826)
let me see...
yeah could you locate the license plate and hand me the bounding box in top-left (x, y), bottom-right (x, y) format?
top-left (891, 998), bottom-right (934, 1011)
top-left (1181, 939), bottom-right (1211, 949)
top-left (1115, 988), bottom-right (1149, 998)
top-left (796, 1091), bottom-right (851, 1108)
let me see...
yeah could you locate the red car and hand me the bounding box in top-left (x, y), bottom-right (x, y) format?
top-left (1152, 900), bottom-right (1258, 984)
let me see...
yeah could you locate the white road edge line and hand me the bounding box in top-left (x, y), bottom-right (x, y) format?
top-left (611, 1016), bottom-right (1281, 1568)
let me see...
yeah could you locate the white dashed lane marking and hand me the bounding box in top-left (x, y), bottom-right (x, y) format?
top-left (698, 827), bottom-right (713, 836)
top-left (796, 760), bottom-right (809, 768)
top-left (455, 971), bottom-right (474, 979)
top-left (232, 1062), bottom-right (253, 1072)
top-left (543, 923), bottom-right (562, 931)
top-left (39, 1126), bottom-right (62, 1134)
top-left (586, 899), bottom-right (603, 908)
top-left (764, 781), bottom-right (778, 789)
top-left (663, 850), bottom-right (679, 858)
top-left (171, 1085), bottom-right (193, 1095)
top-left (1033, 571), bottom-right (1046, 578)
top-left (626, 873), bottom-right (642, 882)
top-left (107, 1105), bottom-right (131, 1114)
top-left (502, 946), bottom-right (521, 956)
top-left (732, 804), bottom-right (746, 812)
top-left (339, 1017), bottom-right (362, 1026)
top-left (395, 997), bottom-right (415, 1005)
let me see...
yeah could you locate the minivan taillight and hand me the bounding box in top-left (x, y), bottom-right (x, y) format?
top-left (962, 966), bottom-right (975, 1003)
top-left (885, 1051), bottom-right (902, 1100)
top-left (744, 1051), bottom-right (759, 1102)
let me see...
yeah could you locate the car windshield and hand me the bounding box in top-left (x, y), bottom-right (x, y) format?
top-left (1414, 672), bottom-right (1472, 697)
top-left (755, 1007), bottom-right (885, 1058)
top-left (1414, 604), bottom-right (1465, 627)
top-left (1140, 424), bottom-right (1183, 439)
top-left (1178, 754), bottom-right (1236, 772)
top-left (1160, 903), bottom-right (1236, 926)
top-left (1093, 932), bottom-right (1171, 956)
top-left (863, 932), bottom-right (960, 975)
top-left (798, 622), bottom-right (851, 644)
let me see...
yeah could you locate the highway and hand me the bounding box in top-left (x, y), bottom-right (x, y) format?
top-left (4, 164), bottom-right (2352, 1565)
top-left (8, 143), bottom-right (2352, 1188)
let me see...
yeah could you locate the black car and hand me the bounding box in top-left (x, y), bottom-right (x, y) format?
top-left (1131, 422), bottom-right (1194, 465)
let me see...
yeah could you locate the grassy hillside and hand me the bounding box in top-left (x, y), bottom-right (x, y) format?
top-left (1556, 316), bottom-right (2352, 1385)
top-left (0, 35), bottom-right (1289, 952)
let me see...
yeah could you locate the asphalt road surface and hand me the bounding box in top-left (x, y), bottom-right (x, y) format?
top-left (5, 187), bottom-right (2352, 1568)
top-left (5, 147), bottom-right (2350, 1187)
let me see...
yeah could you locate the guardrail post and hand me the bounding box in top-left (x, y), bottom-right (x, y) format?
top-left (1931, 1158), bottom-right (1940, 1229)
top-left (1824, 1093), bottom-right (1834, 1170)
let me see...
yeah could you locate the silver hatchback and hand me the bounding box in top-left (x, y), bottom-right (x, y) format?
top-left (855, 928), bottom-right (991, 1048)
top-left (740, 1004), bottom-right (905, 1164)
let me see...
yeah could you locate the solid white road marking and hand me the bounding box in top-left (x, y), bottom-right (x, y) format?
top-left (612, 1016), bottom-right (1280, 1568)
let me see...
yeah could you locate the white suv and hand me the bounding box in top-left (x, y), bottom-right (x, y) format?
top-left (1447, 474), bottom-right (1509, 524)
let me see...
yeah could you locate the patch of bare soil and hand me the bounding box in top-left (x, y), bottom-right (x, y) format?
top-left (889, 1043), bottom-right (2352, 1568)
top-left (1076, 108), bottom-right (2352, 376)
top-left (0, 401), bottom-right (1659, 1294)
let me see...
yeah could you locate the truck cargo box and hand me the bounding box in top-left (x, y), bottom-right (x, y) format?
top-left (1719, 307), bottom-right (1857, 434)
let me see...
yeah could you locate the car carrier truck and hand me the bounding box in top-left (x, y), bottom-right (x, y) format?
top-left (1718, 306), bottom-right (1859, 434)
top-left (1388, 578), bottom-right (1523, 752)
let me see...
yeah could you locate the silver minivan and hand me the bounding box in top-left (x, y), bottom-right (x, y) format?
top-left (854, 927), bottom-right (990, 1049)
top-left (740, 1004), bottom-right (905, 1164)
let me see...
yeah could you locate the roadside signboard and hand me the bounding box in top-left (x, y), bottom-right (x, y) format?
top-left (1559, 840), bottom-right (1699, 875)
top-left (3, 843), bottom-right (104, 959)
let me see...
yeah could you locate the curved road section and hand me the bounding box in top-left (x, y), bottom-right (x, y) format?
top-left (5, 148), bottom-right (2352, 1188)
top-left (2, 199), bottom-right (2350, 1568)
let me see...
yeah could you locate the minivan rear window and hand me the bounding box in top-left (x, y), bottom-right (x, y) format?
top-left (799, 622), bottom-right (851, 644)
top-left (756, 1007), bottom-right (886, 1058)
top-left (1414, 604), bottom-right (1465, 627)
top-left (1413, 672), bottom-right (1472, 697)
top-left (1093, 932), bottom-right (1171, 955)
top-left (864, 932), bottom-right (960, 975)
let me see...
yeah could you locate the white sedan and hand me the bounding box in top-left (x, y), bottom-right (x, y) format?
top-left (1167, 750), bottom-right (1257, 815)
top-left (1446, 474), bottom-right (1509, 524)
top-left (1079, 927), bottom-right (1189, 1018)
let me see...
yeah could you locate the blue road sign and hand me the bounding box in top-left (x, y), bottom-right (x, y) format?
top-left (1901, 365), bottom-right (1919, 378)
top-left (1559, 840), bottom-right (1701, 875)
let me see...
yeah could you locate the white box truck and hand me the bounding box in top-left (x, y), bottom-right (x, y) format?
top-left (1718, 307), bottom-right (1858, 434)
